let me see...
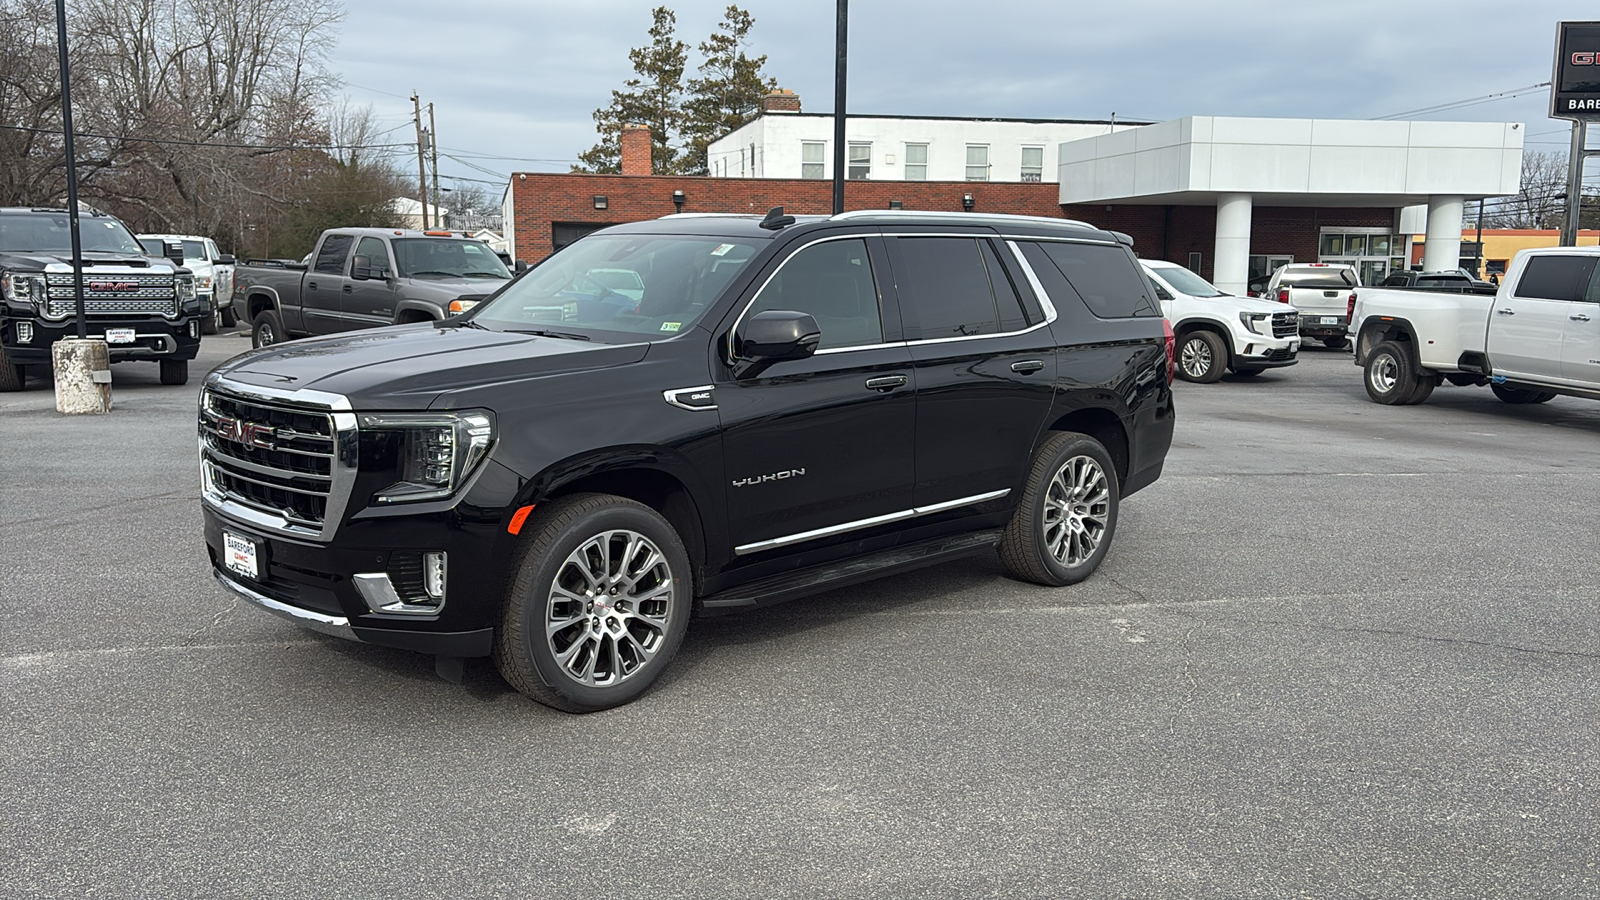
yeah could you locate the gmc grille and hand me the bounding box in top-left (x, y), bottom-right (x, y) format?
top-left (1272, 312), bottom-right (1299, 338)
top-left (45, 272), bottom-right (177, 317)
top-left (200, 391), bottom-right (335, 530)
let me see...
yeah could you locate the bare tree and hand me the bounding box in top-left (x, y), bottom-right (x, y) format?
top-left (1486, 150), bottom-right (1568, 228)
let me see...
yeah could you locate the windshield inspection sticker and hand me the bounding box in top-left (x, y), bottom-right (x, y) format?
top-left (710, 243), bottom-right (735, 257)
top-left (660, 322), bottom-right (681, 332)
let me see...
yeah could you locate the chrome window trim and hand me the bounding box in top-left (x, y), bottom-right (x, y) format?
top-left (997, 233), bottom-right (1119, 247)
top-left (725, 233), bottom-right (888, 363)
top-left (734, 488), bottom-right (1010, 556)
top-left (212, 569), bottom-right (357, 641)
top-left (1006, 240), bottom-right (1061, 323)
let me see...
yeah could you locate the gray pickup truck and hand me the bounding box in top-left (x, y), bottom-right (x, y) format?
top-left (234, 227), bottom-right (512, 347)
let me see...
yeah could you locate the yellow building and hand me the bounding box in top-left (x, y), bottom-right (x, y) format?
top-left (1412, 229), bottom-right (1600, 279)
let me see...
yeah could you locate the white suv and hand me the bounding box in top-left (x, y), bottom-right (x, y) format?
top-left (138, 234), bottom-right (237, 333)
top-left (1142, 259), bottom-right (1301, 383)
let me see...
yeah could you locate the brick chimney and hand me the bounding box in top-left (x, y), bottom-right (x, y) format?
top-left (620, 123), bottom-right (652, 176)
top-left (761, 89), bottom-right (801, 115)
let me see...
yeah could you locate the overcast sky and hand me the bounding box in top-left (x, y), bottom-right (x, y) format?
top-left (332, 0), bottom-right (1597, 191)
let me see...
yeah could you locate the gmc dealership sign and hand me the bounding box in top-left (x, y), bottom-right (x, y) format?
top-left (1552, 21), bottom-right (1600, 118)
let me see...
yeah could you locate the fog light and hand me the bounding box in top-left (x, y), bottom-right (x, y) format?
top-left (424, 551), bottom-right (447, 600)
top-left (16, 322), bottom-right (32, 343)
top-left (1241, 343), bottom-right (1254, 355)
top-left (189, 320), bottom-right (200, 339)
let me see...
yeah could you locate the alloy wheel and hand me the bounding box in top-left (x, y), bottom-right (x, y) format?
top-left (1041, 455), bottom-right (1111, 568)
top-left (1369, 353), bottom-right (1398, 394)
top-left (1180, 337), bottom-right (1212, 378)
top-left (545, 529), bottom-right (674, 687)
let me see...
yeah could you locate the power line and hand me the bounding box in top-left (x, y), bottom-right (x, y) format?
top-left (0, 122), bottom-right (414, 152)
top-left (1375, 82), bottom-right (1551, 120)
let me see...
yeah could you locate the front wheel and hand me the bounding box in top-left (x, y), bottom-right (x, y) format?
top-left (159, 359), bottom-right (188, 385)
top-left (1176, 331), bottom-right (1227, 383)
top-left (0, 343), bottom-right (23, 392)
top-left (251, 309), bottom-right (284, 349)
top-left (220, 307), bottom-right (238, 328)
top-left (998, 432), bottom-right (1120, 586)
top-left (493, 494), bottom-right (692, 713)
top-left (1491, 383), bottom-right (1557, 404)
top-left (201, 306), bottom-right (219, 335)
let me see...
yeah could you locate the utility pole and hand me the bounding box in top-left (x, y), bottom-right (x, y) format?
top-left (831, 0), bottom-right (847, 215)
top-left (412, 92), bottom-right (430, 229)
top-left (428, 102), bottom-right (441, 229)
top-left (53, 0), bottom-right (85, 339)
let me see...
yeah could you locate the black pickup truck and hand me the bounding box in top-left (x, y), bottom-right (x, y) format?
top-left (200, 209), bottom-right (1175, 712)
top-left (233, 227), bottom-right (512, 347)
top-left (1376, 270), bottom-right (1497, 294)
top-left (1, 207), bottom-right (203, 390)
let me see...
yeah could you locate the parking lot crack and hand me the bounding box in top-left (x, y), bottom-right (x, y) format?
top-left (1244, 618), bottom-right (1600, 661)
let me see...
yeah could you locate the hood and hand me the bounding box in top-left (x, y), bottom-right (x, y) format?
top-left (211, 323), bottom-right (647, 410)
top-left (0, 249), bottom-right (179, 272)
top-left (1217, 293), bottom-right (1298, 315)
top-left (399, 274), bottom-right (511, 299)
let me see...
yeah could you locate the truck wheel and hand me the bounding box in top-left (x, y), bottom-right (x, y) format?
top-left (1322, 336), bottom-right (1350, 350)
top-left (252, 309), bottom-right (284, 349)
top-left (998, 431), bottom-right (1120, 587)
top-left (493, 493), bottom-right (692, 713)
top-left (159, 359), bottom-right (188, 385)
top-left (0, 344), bottom-right (24, 392)
top-left (201, 308), bottom-right (219, 335)
top-left (1177, 331), bottom-right (1226, 383)
top-left (220, 307), bottom-right (238, 328)
top-left (1363, 341), bottom-right (1422, 405)
top-left (1491, 384), bottom-right (1557, 404)
top-left (1405, 372), bottom-right (1438, 405)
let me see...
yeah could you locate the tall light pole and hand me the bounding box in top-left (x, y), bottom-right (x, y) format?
top-left (832, 0), bottom-right (847, 215)
top-left (53, 0), bottom-right (85, 338)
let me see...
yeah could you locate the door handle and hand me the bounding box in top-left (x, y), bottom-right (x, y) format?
top-left (1010, 359), bottom-right (1045, 374)
top-left (865, 374), bottom-right (908, 392)
top-left (1496, 307), bottom-right (1514, 315)
top-left (342, 284), bottom-right (353, 294)
top-left (1572, 313), bottom-right (1592, 322)
top-left (307, 281), bottom-right (318, 291)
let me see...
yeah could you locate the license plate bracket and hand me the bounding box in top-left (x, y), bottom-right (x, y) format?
top-left (223, 530), bottom-right (262, 581)
top-left (1320, 316), bottom-right (1339, 325)
top-left (104, 328), bottom-right (136, 344)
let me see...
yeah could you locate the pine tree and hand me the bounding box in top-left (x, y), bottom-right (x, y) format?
top-left (681, 6), bottom-right (777, 176)
top-left (576, 7), bottom-right (689, 174)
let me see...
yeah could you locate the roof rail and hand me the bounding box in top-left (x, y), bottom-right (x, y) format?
top-left (829, 209), bottom-right (1098, 230)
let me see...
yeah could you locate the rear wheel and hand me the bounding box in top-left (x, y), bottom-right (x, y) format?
top-left (159, 359), bottom-right (188, 385)
top-left (1364, 341), bottom-right (1423, 405)
top-left (252, 309), bottom-right (284, 348)
top-left (493, 493), bottom-right (692, 713)
top-left (998, 432), bottom-right (1120, 586)
top-left (1491, 383), bottom-right (1557, 404)
top-left (1177, 331), bottom-right (1227, 383)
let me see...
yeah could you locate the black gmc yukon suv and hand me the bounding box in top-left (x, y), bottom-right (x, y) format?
top-left (200, 210), bottom-right (1175, 711)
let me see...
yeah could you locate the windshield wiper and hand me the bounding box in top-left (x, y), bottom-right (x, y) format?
top-left (406, 270), bottom-right (459, 277)
top-left (503, 328), bottom-right (592, 342)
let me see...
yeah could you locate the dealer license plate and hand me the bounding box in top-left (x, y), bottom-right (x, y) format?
top-left (1320, 316), bottom-right (1339, 325)
top-left (223, 531), bottom-right (260, 580)
top-left (1290, 340), bottom-right (1300, 352)
top-left (104, 328), bottom-right (136, 344)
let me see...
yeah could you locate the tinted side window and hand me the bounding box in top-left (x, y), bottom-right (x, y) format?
top-left (1018, 241), bottom-right (1092, 324)
top-left (895, 237), bottom-right (999, 338)
top-left (979, 239), bottom-right (1029, 331)
top-left (355, 237), bottom-right (391, 275)
top-left (1034, 241), bottom-right (1159, 318)
top-left (315, 235), bottom-right (354, 274)
top-left (748, 238), bottom-right (882, 350)
top-left (1516, 255), bottom-right (1598, 302)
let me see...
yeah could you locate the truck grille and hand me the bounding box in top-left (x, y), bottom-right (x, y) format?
top-left (200, 390), bottom-right (336, 529)
top-left (1272, 311), bottom-right (1299, 338)
top-left (44, 272), bottom-right (177, 317)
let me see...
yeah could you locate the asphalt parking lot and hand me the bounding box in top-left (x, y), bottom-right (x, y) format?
top-left (3, 334), bottom-right (1597, 898)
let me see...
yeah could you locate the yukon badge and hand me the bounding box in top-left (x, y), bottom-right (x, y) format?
top-left (732, 468), bottom-right (805, 488)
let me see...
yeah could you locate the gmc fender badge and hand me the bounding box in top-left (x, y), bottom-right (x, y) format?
top-left (732, 468), bottom-right (805, 488)
top-left (663, 385), bottom-right (716, 411)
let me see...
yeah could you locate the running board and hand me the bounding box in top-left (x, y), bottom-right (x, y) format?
top-left (699, 529), bottom-right (1002, 614)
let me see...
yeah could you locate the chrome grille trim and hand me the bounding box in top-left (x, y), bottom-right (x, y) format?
top-left (44, 272), bottom-right (178, 317)
top-left (1271, 312), bottom-right (1299, 338)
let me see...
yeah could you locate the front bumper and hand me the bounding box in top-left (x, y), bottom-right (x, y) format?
top-left (1232, 333), bottom-right (1300, 368)
top-left (1, 315), bottom-right (203, 363)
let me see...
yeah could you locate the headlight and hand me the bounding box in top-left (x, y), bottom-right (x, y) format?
top-left (2, 272), bottom-right (46, 306)
top-left (359, 411), bottom-right (496, 503)
top-left (196, 275), bottom-right (213, 289)
top-left (447, 299), bottom-right (479, 314)
top-left (1240, 312), bottom-right (1270, 335)
top-left (175, 274), bottom-right (196, 304)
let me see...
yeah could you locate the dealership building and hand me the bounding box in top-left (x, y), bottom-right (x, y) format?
top-left (502, 91), bottom-right (1524, 292)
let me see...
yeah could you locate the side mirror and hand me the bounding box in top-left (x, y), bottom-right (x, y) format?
top-left (733, 309), bottom-right (820, 378)
top-left (217, 254), bottom-right (236, 266)
top-left (163, 241), bottom-right (184, 266)
top-left (514, 260), bottom-right (529, 273)
top-left (350, 254), bottom-right (372, 281)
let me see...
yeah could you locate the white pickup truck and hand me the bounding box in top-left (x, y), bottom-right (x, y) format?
top-left (1349, 246), bottom-right (1600, 406)
top-left (1141, 259), bottom-right (1301, 383)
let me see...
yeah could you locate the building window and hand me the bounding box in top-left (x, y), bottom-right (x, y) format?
top-left (1021, 146), bottom-right (1044, 183)
top-left (965, 145), bottom-right (989, 182)
top-left (1187, 252), bottom-right (1202, 273)
top-left (801, 141), bottom-right (825, 179)
top-left (848, 142), bottom-right (871, 180)
top-left (904, 143), bottom-right (928, 181)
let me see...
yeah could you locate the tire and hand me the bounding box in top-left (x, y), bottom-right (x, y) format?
top-left (201, 308), bottom-right (219, 335)
top-left (159, 359), bottom-right (188, 385)
top-left (493, 493), bottom-right (693, 713)
top-left (1231, 367), bottom-right (1265, 377)
top-left (1363, 341), bottom-right (1423, 405)
top-left (998, 431), bottom-right (1120, 587)
top-left (1176, 330), bottom-right (1227, 383)
top-left (220, 307), bottom-right (238, 328)
top-left (0, 343), bottom-right (23, 392)
top-left (252, 308), bottom-right (285, 349)
top-left (1491, 383), bottom-right (1557, 404)
top-left (1405, 372), bottom-right (1437, 405)
top-left (1322, 336), bottom-right (1350, 350)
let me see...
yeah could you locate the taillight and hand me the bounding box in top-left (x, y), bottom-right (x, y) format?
top-left (1346, 292), bottom-right (1357, 319)
top-left (1162, 319), bottom-right (1175, 385)
top-left (1276, 288), bottom-right (1290, 304)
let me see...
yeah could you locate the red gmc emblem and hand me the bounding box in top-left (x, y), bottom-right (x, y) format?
top-left (89, 281), bottom-right (140, 292)
top-left (214, 416), bottom-right (277, 449)
top-left (1575, 51), bottom-right (1597, 65)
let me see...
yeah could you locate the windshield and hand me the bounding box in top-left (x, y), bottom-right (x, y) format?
top-left (1281, 267), bottom-right (1357, 288)
top-left (393, 239), bottom-right (511, 279)
top-left (0, 213), bottom-right (145, 255)
top-left (471, 234), bottom-right (761, 340)
top-left (1150, 265), bottom-right (1225, 297)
